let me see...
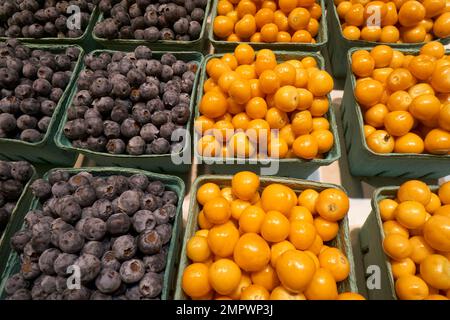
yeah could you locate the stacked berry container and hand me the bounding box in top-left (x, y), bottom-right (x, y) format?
top-left (0, 167), bottom-right (185, 300)
top-left (92, 0), bottom-right (212, 53)
top-left (55, 46), bottom-right (203, 173)
top-left (0, 40), bottom-right (84, 165)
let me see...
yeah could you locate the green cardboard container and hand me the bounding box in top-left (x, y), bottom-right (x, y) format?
top-left (92, 2), bottom-right (212, 53)
top-left (0, 167), bottom-right (185, 300)
top-left (326, 0), bottom-right (450, 78)
top-left (341, 47), bottom-right (450, 179)
top-left (54, 49), bottom-right (204, 173)
top-left (174, 175), bottom-right (359, 300)
top-left (359, 185), bottom-right (440, 300)
top-left (0, 163), bottom-right (37, 250)
top-left (194, 51), bottom-right (341, 178)
top-left (209, 0), bottom-right (328, 53)
top-left (0, 43), bottom-right (84, 166)
top-left (0, 7), bottom-right (99, 51)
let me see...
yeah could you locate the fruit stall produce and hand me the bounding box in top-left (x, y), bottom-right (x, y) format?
top-left (0, 0), bottom-right (449, 303)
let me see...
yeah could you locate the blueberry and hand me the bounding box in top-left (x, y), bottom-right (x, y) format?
top-left (150, 111), bottom-right (168, 127)
top-left (127, 136), bottom-right (146, 155)
top-left (149, 138), bottom-right (170, 154)
top-left (82, 241), bottom-right (105, 258)
top-left (126, 69), bottom-right (146, 88)
top-left (162, 203), bottom-right (177, 220)
top-left (31, 179), bottom-right (52, 200)
top-left (87, 135), bottom-right (107, 152)
top-left (68, 174), bottom-right (89, 190)
top-left (64, 119), bottom-right (86, 140)
top-left (106, 139), bottom-right (126, 154)
top-left (153, 207), bottom-right (170, 225)
top-left (103, 121), bottom-right (120, 139)
top-left (21, 257), bottom-right (41, 280)
top-left (5, 273), bottom-right (28, 296)
top-left (118, 190), bottom-right (141, 215)
top-left (40, 275), bottom-right (58, 295)
top-left (111, 105), bottom-right (129, 123)
top-left (120, 259), bottom-right (145, 284)
top-left (95, 182), bottom-right (117, 201)
top-left (95, 97), bottom-right (115, 115)
top-left (120, 118), bottom-right (140, 138)
top-left (14, 84), bottom-right (33, 100)
top-left (50, 218), bottom-right (73, 247)
top-left (90, 291), bottom-right (113, 300)
top-left (162, 190), bottom-right (178, 205)
top-left (143, 251), bottom-right (167, 273)
top-left (107, 175), bottom-right (129, 195)
top-left (139, 82), bottom-right (159, 100)
top-left (38, 248), bottom-right (61, 275)
top-left (48, 170), bottom-right (70, 185)
top-left (15, 115), bottom-right (37, 131)
top-left (145, 60), bottom-right (162, 77)
top-left (156, 223), bottom-right (172, 245)
top-left (23, 242), bottom-right (41, 261)
top-left (125, 285), bottom-right (144, 300)
top-left (128, 174), bottom-right (149, 191)
top-left (174, 18), bottom-right (189, 35)
top-left (24, 210), bottom-right (44, 228)
top-left (58, 230), bottom-right (85, 254)
top-left (51, 181), bottom-right (72, 198)
top-left (92, 199), bottom-right (113, 221)
top-left (147, 181), bottom-right (165, 196)
top-left (191, 8), bottom-right (204, 22)
top-left (101, 251), bottom-right (121, 271)
top-left (112, 234), bottom-right (137, 261)
top-left (52, 71), bottom-right (70, 89)
top-left (139, 123), bottom-right (158, 143)
top-left (75, 253), bottom-right (101, 282)
top-left (159, 122), bottom-right (176, 141)
top-left (132, 210), bottom-right (155, 233)
top-left (83, 217), bottom-right (107, 241)
top-left (10, 161), bottom-right (33, 182)
top-left (40, 100), bottom-right (56, 116)
top-left (33, 65), bottom-right (52, 83)
top-left (67, 106), bottom-right (87, 121)
top-left (139, 272), bottom-right (162, 298)
top-left (132, 104), bottom-right (152, 125)
top-left (10, 230), bottom-right (32, 253)
top-left (188, 20), bottom-right (201, 39)
top-left (162, 90), bottom-right (179, 108)
top-left (90, 77), bottom-right (112, 98)
top-left (96, 269), bottom-right (122, 294)
top-left (72, 185), bottom-right (95, 208)
top-left (57, 197), bottom-right (81, 224)
top-left (106, 213), bottom-right (131, 236)
top-left (138, 230), bottom-right (162, 255)
top-left (160, 65), bottom-right (174, 82)
top-left (31, 78), bottom-right (52, 96)
top-left (8, 288), bottom-right (32, 300)
top-left (62, 285), bottom-right (91, 300)
top-left (0, 113), bottom-right (16, 132)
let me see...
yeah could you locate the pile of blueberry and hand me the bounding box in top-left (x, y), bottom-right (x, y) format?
top-left (4, 170), bottom-right (178, 300)
top-left (0, 0), bottom-right (94, 38)
top-left (94, 0), bottom-right (207, 41)
top-left (63, 46), bottom-right (196, 155)
top-left (0, 161), bottom-right (34, 236)
top-left (0, 39), bottom-right (80, 142)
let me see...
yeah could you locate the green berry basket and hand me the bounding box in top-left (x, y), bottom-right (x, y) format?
top-left (0, 7), bottom-right (100, 51)
top-left (359, 185), bottom-right (439, 300)
top-left (0, 43), bottom-right (84, 166)
top-left (341, 46), bottom-right (450, 179)
top-left (174, 174), bottom-right (359, 300)
top-left (326, 0), bottom-right (450, 78)
top-left (54, 48), bottom-right (204, 173)
top-left (92, 1), bottom-right (212, 53)
top-left (193, 51), bottom-right (341, 179)
top-left (209, 0), bottom-right (328, 53)
top-left (0, 163), bottom-right (37, 251)
top-left (0, 167), bottom-right (185, 300)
